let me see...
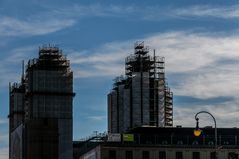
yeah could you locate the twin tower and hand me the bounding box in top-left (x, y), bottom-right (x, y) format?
top-left (9, 47), bottom-right (74, 159)
top-left (108, 42), bottom-right (173, 133)
top-left (9, 42), bottom-right (173, 159)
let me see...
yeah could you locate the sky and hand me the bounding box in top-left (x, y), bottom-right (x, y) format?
top-left (1, 0), bottom-right (239, 158)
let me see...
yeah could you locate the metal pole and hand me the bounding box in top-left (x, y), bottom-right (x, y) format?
top-left (195, 111), bottom-right (217, 158)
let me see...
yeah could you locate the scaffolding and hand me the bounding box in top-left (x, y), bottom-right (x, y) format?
top-left (9, 46), bottom-right (74, 159)
top-left (108, 42), bottom-right (173, 133)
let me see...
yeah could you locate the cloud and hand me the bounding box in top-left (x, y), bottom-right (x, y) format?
top-left (0, 46), bottom-right (38, 90)
top-left (146, 32), bottom-right (239, 99)
top-left (69, 30), bottom-right (239, 84)
top-left (68, 4), bottom-right (239, 21)
top-left (174, 99), bottom-right (239, 128)
top-left (5, 46), bottom-right (36, 62)
top-left (0, 4), bottom-right (134, 37)
top-left (68, 42), bottom-right (131, 78)
top-left (66, 4), bottom-right (239, 20)
top-left (68, 30), bottom-right (239, 127)
top-left (0, 130), bottom-right (9, 156)
top-left (173, 5), bottom-right (239, 19)
top-left (145, 31), bottom-right (239, 127)
top-left (87, 116), bottom-right (106, 121)
top-left (55, 4), bottom-right (135, 18)
top-left (175, 96), bottom-right (234, 106)
top-left (147, 31), bottom-right (239, 99)
top-left (142, 5), bottom-right (239, 20)
top-left (0, 16), bottom-right (75, 37)
top-left (0, 148), bottom-right (8, 159)
top-left (0, 133), bottom-right (8, 144)
top-left (0, 119), bottom-right (7, 125)
top-left (2, 4), bottom-right (238, 37)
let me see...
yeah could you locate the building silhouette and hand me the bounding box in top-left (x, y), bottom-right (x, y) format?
top-left (75, 127), bottom-right (239, 159)
top-left (9, 46), bottom-right (74, 159)
top-left (108, 42), bottom-right (173, 133)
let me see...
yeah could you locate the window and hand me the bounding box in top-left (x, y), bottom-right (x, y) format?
top-left (228, 152), bottom-right (238, 159)
top-left (43, 118), bottom-right (48, 126)
top-left (142, 151), bottom-right (150, 159)
top-left (125, 151), bottom-right (133, 159)
top-left (177, 140), bottom-right (183, 145)
top-left (210, 152), bottom-right (216, 159)
top-left (162, 140), bottom-right (168, 144)
top-left (193, 152), bottom-right (200, 159)
top-left (109, 150), bottom-right (116, 159)
top-left (159, 151), bottom-right (166, 159)
top-left (176, 152), bottom-right (183, 159)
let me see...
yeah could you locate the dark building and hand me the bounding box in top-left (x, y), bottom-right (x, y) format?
top-left (9, 46), bottom-right (74, 159)
top-left (108, 42), bottom-right (173, 133)
top-left (74, 127), bottom-right (239, 159)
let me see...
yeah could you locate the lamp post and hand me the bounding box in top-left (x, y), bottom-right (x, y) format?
top-left (194, 111), bottom-right (217, 158)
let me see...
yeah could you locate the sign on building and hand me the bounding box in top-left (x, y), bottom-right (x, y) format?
top-left (123, 134), bottom-right (134, 142)
top-left (107, 133), bottom-right (121, 142)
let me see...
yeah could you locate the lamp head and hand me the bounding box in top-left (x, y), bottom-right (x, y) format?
top-left (194, 129), bottom-right (202, 137)
top-left (194, 118), bottom-right (202, 137)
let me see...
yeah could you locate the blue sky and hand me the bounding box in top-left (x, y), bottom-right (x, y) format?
top-left (1, 0), bottom-right (239, 158)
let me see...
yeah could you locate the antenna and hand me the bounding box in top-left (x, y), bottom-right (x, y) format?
top-left (9, 82), bottom-right (11, 92)
top-left (21, 60), bottom-right (24, 82)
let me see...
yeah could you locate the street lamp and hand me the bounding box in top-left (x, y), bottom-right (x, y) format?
top-left (194, 111), bottom-right (217, 158)
top-left (194, 118), bottom-right (202, 137)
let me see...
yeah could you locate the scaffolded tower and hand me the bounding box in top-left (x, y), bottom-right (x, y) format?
top-left (108, 42), bottom-right (173, 133)
top-left (9, 46), bottom-right (74, 159)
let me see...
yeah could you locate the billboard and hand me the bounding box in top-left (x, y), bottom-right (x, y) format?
top-left (123, 134), bottom-right (134, 142)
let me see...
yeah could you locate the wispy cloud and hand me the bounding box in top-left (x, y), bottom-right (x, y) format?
top-left (1, 4), bottom-right (238, 37)
top-left (0, 148), bottom-right (8, 159)
top-left (54, 4), bottom-right (135, 18)
top-left (174, 99), bottom-right (239, 128)
top-left (69, 30), bottom-right (239, 80)
top-left (0, 16), bottom-right (75, 37)
top-left (65, 4), bottom-right (239, 20)
top-left (145, 31), bottom-right (239, 127)
top-left (147, 31), bottom-right (239, 99)
top-left (5, 46), bottom-right (36, 62)
top-left (68, 42), bottom-right (131, 78)
top-left (69, 30), bottom-right (239, 127)
top-left (87, 115), bottom-right (106, 121)
top-left (138, 5), bottom-right (239, 20)
top-left (0, 133), bottom-right (8, 144)
top-left (0, 119), bottom-right (7, 125)
top-left (174, 5), bottom-right (239, 19)
top-left (0, 46), bottom-right (37, 89)
top-left (0, 128), bottom-right (9, 157)
top-left (0, 4), bottom-right (133, 37)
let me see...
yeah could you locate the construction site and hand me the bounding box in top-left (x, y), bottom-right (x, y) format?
top-left (8, 43), bottom-right (239, 159)
top-left (9, 46), bottom-right (75, 159)
top-left (108, 42), bottom-right (173, 133)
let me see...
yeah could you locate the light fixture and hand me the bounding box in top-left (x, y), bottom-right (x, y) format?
top-left (194, 118), bottom-right (202, 137)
